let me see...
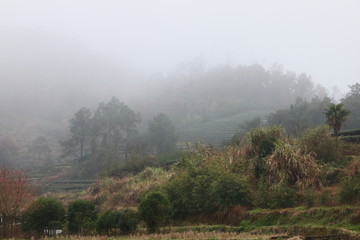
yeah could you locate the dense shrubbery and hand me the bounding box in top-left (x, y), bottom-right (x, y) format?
top-left (21, 197), bottom-right (66, 236)
top-left (67, 199), bottom-right (97, 234)
top-left (138, 192), bottom-right (172, 233)
top-left (96, 209), bottom-right (140, 235)
top-left (18, 124), bottom-right (360, 236)
top-left (338, 174), bottom-right (360, 204)
top-left (96, 210), bottom-right (120, 235)
top-left (299, 125), bottom-right (344, 164)
top-left (163, 145), bottom-right (252, 219)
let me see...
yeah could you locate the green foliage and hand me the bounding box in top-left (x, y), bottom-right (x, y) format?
top-left (96, 209), bottom-right (139, 235)
top-left (267, 97), bottom-right (331, 136)
top-left (67, 199), bottom-right (97, 235)
top-left (304, 189), bottom-right (316, 208)
top-left (254, 179), bottom-right (271, 208)
top-left (138, 192), bottom-right (172, 233)
top-left (164, 145), bottom-right (252, 218)
top-left (270, 184), bottom-right (297, 209)
top-left (211, 174), bottom-right (252, 210)
top-left (21, 197), bottom-right (65, 235)
top-left (147, 113), bottom-right (178, 154)
top-left (299, 125), bottom-right (343, 164)
top-left (62, 97), bottom-right (142, 178)
top-left (96, 210), bottom-right (120, 235)
top-left (324, 103), bottom-right (351, 135)
top-left (342, 83), bottom-right (360, 129)
top-left (118, 209), bottom-right (140, 234)
top-left (338, 174), bottom-right (360, 204)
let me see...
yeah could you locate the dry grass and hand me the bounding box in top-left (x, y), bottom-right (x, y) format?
top-left (85, 167), bottom-right (171, 211)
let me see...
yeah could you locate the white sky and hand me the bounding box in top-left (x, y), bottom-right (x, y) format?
top-left (1, 0), bottom-right (359, 93)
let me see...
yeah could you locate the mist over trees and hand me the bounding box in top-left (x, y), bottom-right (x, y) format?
top-left (62, 97), bottom-right (142, 177)
top-left (149, 64), bottom-right (326, 126)
top-left (342, 83), bottom-right (360, 129)
top-left (2, 57), bottom-right (359, 177)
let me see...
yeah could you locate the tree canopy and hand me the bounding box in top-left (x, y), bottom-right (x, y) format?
top-left (324, 103), bottom-right (351, 135)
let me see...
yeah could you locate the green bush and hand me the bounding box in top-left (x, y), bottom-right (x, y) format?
top-left (211, 174), bottom-right (252, 210)
top-left (164, 172), bottom-right (194, 218)
top-left (97, 209), bottom-right (140, 235)
top-left (299, 126), bottom-right (343, 164)
top-left (138, 192), bottom-right (172, 233)
top-left (304, 189), bottom-right (316, 208)
top-left (254, 179), bottom-right (271, 208)
top-left (96, 210), bottom-right (121, 235)
top-left (118, 209), bottom-right (140, 234)
top-left (338, 175), bottom-right (360, 204)
top-left (67, 199), bottom-right (97, 235)
top-left (21, 197), bottom-right (65, 235)
top-left (270, 184), bottom-right (297, 209)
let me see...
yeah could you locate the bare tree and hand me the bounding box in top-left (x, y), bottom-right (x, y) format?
top-left (0, 169), bottom-right (35, 237)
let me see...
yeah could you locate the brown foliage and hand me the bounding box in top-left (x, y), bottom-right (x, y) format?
top-left (0, 168), bottom-right (35, 237)
top-left (266, 141), bottom-right (321, 189)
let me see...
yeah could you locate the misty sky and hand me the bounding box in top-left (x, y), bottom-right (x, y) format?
top-left (1, 0), bottom-right (359, 93)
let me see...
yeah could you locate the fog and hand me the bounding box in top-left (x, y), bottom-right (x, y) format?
top-left (0, 1), bottom-right (359, 144)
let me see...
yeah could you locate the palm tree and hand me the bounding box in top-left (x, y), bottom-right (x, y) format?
top-left (324, 103), bottom-right (351, 135)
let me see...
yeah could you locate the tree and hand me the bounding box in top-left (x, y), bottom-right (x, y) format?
top-left (96, 209), bottom-right (140, 235)
top-left (147, 113), bottom-right (178, 154)
top-left (0, 169), bottom-right (34, 237)
top-left (138, 192), bottom-right (172, 233)
top-left (21, 197), bottom-right (65, 236)
top-left (342, 83), bottom-right (360, 129)
top-left (94, 97), bottom-right (141, 161)
top-left (211, 174), bottom-right (251, 210)
top-left (62, 98), bottom-right (142, 177)
top-left (118, 209), bottom-right (140, 234)
top-left (96, 210), bottom-right (120, 235)
top-left (324, 103), bottom-right (351, 134)
top-left (67, 199), bottom-right (97, 235)
top-left (62, 107), bottom-right (92, 161)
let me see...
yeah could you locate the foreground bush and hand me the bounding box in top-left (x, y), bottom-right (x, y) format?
top-left (97, 210), bottom-right (121, 235)
top-left (338, 174), bottom-right (360, 204)
top-left (67, 199), bottom-right (97, 235)
top-left (299, 125), bottom-right (344, 164)
top-left (21, 197), bottom-right (65, 236)
top-left (97, 209), bottom-right (140, 235)
top-left (270, 184), bottom-right (297, 209)
top-left (211, 174), bottom-right (252, 210)
top-left (138, 192), bottom-right (172, 233)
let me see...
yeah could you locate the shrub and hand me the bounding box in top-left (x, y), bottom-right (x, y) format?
top-left (67, 199), bottom-right (97, 235)
top-left (96, 210), bottom-right (121, 235)
top-left (303, 189), bottom-right (316, 208)
top-left (270, 184), bottom-right (297, 209)
top-left (338, 175), bottom-right (360, 204)
top-left (299, 126), bottom-right (343, 164)
top-left (118, 209), bottom-right (140, 234)
top-left (21, 197), bottom-right (65, 235)
top-left (211, 173), bottom-right (252, 210)
top-left (164, 172), bottom-right (194, 218)
top-left (266, 140), bottom-right (321, 189)
top-left (254, 179), bottom-right (271, 208)
top-left (138, 192), bottom-right (172, 233)
top-left (96, 209), bottom-right (140, 235)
